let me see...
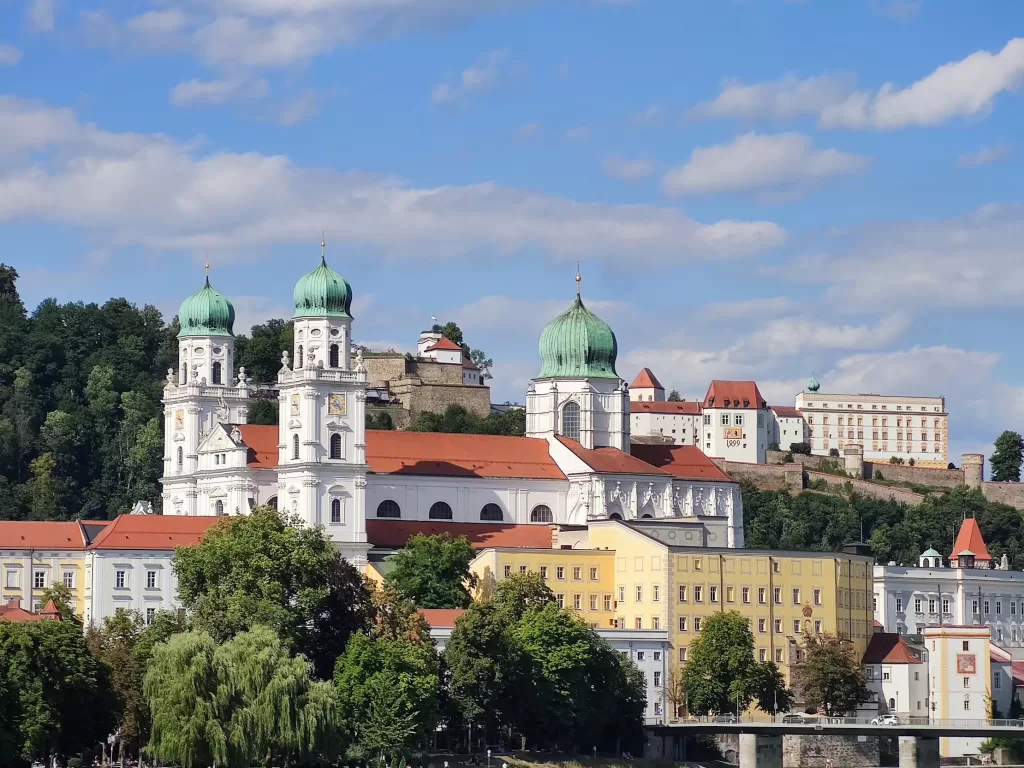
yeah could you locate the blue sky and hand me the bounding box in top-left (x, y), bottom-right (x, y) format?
top-left (3, 0), bottom-right (1024, 460)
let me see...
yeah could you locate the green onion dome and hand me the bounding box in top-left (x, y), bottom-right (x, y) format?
top-left (178, 276), bottom-right (235, 337)
top-left (293, 253), bottom-right (353, 319)
top-left (537, 295), bottom-right (618, 379)
top-left (808, 374), bottom-right (821, 393)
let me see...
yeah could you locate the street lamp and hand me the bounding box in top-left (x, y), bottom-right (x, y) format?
top-left (487, 748), bottom-right (491, 768)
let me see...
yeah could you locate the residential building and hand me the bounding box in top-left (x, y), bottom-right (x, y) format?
top-left (629, 368), bottom-right (665, 403)
top-left (700, 381), bottom-right (772, 464)
top-left (0, 597), bottom-right (62, 623)
top-left (925, 625), bottom-right (994, 757)
top-left (873, 518), bottom-right (1024, 647)
top-left (863, 632), bottom-right (929, 719)
top-left (630, 400), bottom-right (702, 446)
top-left (795, 385), bottom-right (948, 468)
top-left (770, 406), bottom-right (807, 451)
top-left (0, 520), bottom-right (108, 617)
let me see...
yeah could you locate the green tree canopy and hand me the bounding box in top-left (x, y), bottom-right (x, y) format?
top-left (385, 533), bottom-right (478, 609)
top-left (991, 430), bottom-right (1024, 482)
top-left (797, 634), bottom-right (871, 716)
top-left (682, 611), bottom-right (792, 716)
top-left (667, 389), bottom-right (682, 401)
top-left (245, 395), bottom-right (279, 425)
top-left (89, 610), bottom-right (149, 762)
top-left (172, 506), bottom-right (374, 678)
top-left (408, 404), bottom-right (525, 436)
top-left (235, 318), bottom-right (294, 384)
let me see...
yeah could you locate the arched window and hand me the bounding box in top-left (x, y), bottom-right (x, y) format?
top-left (292, 434), bottom-right (300, 460)
top-left (888, 698), bottom-right (896, 711)
top-left (297, 345), bottom-right (304, 368)
top-left (266, 496), bottom-right (278, 510)
top-left (330, 433), bottom-right (342, 460)
top-left (377, 499), bottom-right (401, 518)
top-left (480, 503), bottom-right (503, 521)
top-left (212, 361), bottom-right (222, 384)
top-left (331, 498), bottom-right (342, 524)
top-left (530, 505), bottom-right (553, 523)
top-left (181, 365), bottom-right (187, 384)
top-left (214, 500), bottom-right (224, 516)
top-left (329, 344), bottom-right (339, 368)
top-left (641, 513), bottom-right (654, 519)
top-left (608, 512), bottom-right (623, 521)
top-left (176, 447), bottom-right (183, 472)
top-left (429, 501), bottom-right (453, 520)
top-left (561, 401), bottom-right (581, 441)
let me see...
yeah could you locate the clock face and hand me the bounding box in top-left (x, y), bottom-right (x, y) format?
top-left (328, 393), bottom-right (347, 416)
top-left (175, 409), bottom-right (184, 429)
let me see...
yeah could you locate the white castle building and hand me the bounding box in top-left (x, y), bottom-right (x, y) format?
top-left (159, 254), bottom-right (744, 565)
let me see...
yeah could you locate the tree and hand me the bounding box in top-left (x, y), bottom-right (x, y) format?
top-left (889, 456), bottom-right (905, 465)
top-left (667, 389), bottom-right (682, 402)
top-left (829, 448), bottom-right (840, 458)
top-left (146, 627), bottom-right (338, 768)
top-left (407, 404), bottom-right (525, 436)
top-left (173, 506), bottom-right (374, 679)
top-left (991, 431), bottom-right (1024, 482)
top-left (366, 411), bottom-right (395, 430)
top-left (908, 458), bottom-right (916, 466)
top-left (385, 533), bottom-right (479, 609)
top-left (789, 442), bottom-right (812, 455)
top-left (431, 321), bottom-right (464, 347)
top-left (682, 611), bottom-right (791, 716)
top-left (236, 319), bottom-right (294, 384)
top-left (797, 634), bottom-right (871, 716)
top-left (0, 619), bottom-right (118, 766)
top-left (469, 349), bottom-right (493, 380)
top-left (245, 396), bottom-right (279, 425)
top-left (39, 581), bottom-right (78, 623)
top-left (92, 610), bottom-right (149, 763)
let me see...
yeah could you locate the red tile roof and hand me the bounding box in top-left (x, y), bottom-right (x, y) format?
top-left (630, 401), bottom-right (701, 415)
top-left (0, 521), bottom-right (102, 550)
top-left (89, 515), bottom-right (223, 550)
top-left (950, 517), bottom-right (991, 562)
top-left (426, 337), bottom-right (463, 352)
top-left (992, 645), bottom-right (1013, 663)
top-left (418, 608), bottom-right (466, 628)
top-left (0, 598), bottom-right (61, 623)
top-left (629, 444), bottom-right (735, 482)
top-left (366, 520), bottom-right (554, 550)
top-left (554, 436), bottom-right (669, 476)
top-left (462, 359), bottom-right (480, 370)
top-left (1011, 661), bottom-right (1024, 688)
top-left (862, 633), bottom-right (922, 664)
top-left (630, 368), bottom-right (664, 390)
top-left (702, 381), bottom-right (767, 410)
top-left (771, 405), bottom-right (804, 419)
top-left (367, 431), bottom-right (566, 480)
top-left (237, 424), bottom-right (279, 469)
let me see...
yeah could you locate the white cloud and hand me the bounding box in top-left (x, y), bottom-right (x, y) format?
top-left (601, 154), bottom-right (654, 182)
top-left (703, 296), bottom-right (795, 319)
top-left (734, 313), bottom-right (910, 360)
top-left (661, 132), bottom-right (870, 197)
top-left (278, 89), bottom-right (321, 125)
top-left (566, 126), bottom-right (591, 142)
top-left (957, 143), bottom-right (1012, 167)
top-left (0, 44), bottom-right (21, 65)
top-left (820, 38), bottom-right (1024, 130)
top-left (688, 73), bottom-right (855, 121)
top-left (170, 78), bottom-right (270, 107)
top-left (516, 120), bottom-right (541, 138)
top-left (27, 0), bottom-right (55, 31)
top-left (630, 104), bottom-right (662, 124)
top-left (0, 96), bottom-right (786, 263)
top-left (432, 49), bottom-right (508, 104)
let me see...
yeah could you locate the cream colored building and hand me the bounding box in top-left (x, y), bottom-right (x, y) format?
top-left (924, 625), bottom-right (993, 757)
top-left (795, 389), bottom-right (948, 468)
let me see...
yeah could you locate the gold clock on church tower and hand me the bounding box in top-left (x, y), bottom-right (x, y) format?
top-left (174, 409), bottom-right (184, 429)
top-left (328, 393), bottom-right (347, 416)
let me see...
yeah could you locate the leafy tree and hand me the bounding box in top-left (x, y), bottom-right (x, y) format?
top-left (797, 634), bottom-right (871, 716)
top-left (245, 395), bottom-right (279, 425)
top-left (431, 321), bottom-right (464, 347)
top-left (889, 456), bottom-right (905, 465)
top-left (990, 431), bottom-right (1023, 482)
top-left (408, 404), bottom-right (525, 436)
top-left (0, 619), bottom-right (118, 766)
top-left (667, 389), bottom-right (682, 402)
top-left (173, 506), bottom-right (374, 679)
top-left (385, 533), bottom-right (478, 609)
top-left (469, 349), bottom-right (493, 380)
top-left (146, 627), bottom-right (338, 768)
top-left (908, 458), bottom-right (916, 466)
top-left (366, 411), bottom-right (396, 430)
top-left (235, 318), bottom-right (294, 383)
top-left (682, 611), bottom-right (791, 716)
top-left (39, 581), bottom-right (78, 623)
top-left (829, 448), bottom-right (840, 458)
top-left (91, 611), bottom-right (149, 763)
top-left (789, 442), bottom-right (812, 455)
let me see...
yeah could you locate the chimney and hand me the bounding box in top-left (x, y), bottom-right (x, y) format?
top-left (6, 597), bottom-right (20, 608)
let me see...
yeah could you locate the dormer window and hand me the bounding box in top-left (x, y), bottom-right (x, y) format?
top-left (743, 399), bottom-right (750, 407)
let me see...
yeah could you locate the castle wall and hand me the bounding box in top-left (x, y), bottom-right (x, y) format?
top-left (709, 459), bottom-right (803, 490)
top-left (864, 462), bottom-right (964, 488)
top-left (980, 482), bottom-right (1024, 510)
top-left (362, 355), bottom-right (407, 387)
top-left (804, 471), bottom-right (926, 506)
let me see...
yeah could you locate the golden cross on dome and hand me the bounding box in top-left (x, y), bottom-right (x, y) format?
top-left (575, 262), bottom-right (582, 297)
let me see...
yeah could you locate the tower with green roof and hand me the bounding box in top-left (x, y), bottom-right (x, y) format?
top-left (526, 272), bottom-right (630, 452)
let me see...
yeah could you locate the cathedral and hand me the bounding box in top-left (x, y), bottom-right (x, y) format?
top-left (159, 247), bottom-right (744, 565)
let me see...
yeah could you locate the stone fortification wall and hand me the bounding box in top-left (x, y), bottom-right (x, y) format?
top-left (981, 482), bottom-right (1024, 510)
top-left (863, 461), bottom-right (964, 488)
top-left (783, 734), bottom-right (879, 768)
top-left (766, 449), bottom-right (834, 470)
top-left (362, 354), bottom-right (407, 387)
top-left (711, 459), bottom-right (803, 489)
top-left (805, 470), bottom-right (925, 506)
top-left (406, 383), bottom-right (492, 420)
top-left (412, 359), bottom-right (464, 386)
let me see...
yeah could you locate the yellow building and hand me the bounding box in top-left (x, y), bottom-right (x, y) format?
top-left (0, 521), bottom-right (109, 620)
top-left (470, 547), bottom-right (617, 628)
top-left (585, 519), bottom-right (875, 688)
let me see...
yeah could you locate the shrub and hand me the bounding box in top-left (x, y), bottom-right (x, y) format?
top-left (789, 442), bottom-right (812, 455)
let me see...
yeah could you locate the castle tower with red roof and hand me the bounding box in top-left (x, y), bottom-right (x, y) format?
top-left (949, 516), bottom-right (992, 569)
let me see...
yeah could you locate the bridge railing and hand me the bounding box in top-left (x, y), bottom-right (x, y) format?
top-left (662, 715), bottom-right (1024, 728)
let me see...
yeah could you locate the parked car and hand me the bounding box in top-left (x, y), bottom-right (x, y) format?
top-left (781, 714), bottom-right (806, 724)
top-left (714, 714), bottom-right (739, 723)
top-left (871, 714), bottom-right (901, 725)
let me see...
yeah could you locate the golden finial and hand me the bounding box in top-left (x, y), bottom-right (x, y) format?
top-left (205, 262), bottom-right (210, 286)
top-left (321, 231), bottom-right (326, 264)
top-left (575, 261), bottom-right (582, 297)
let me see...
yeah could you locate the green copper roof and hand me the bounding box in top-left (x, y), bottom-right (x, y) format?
top-left (293, 255), bottom-right (353, 319)
top-left (178, 277), bottom-right (235, 337)
top-left (537, 295), bottom-right (618, 379)
top-left (807, 374), bottom-right (820, 393)
top-left (921, 548), bottom-right (941, 558)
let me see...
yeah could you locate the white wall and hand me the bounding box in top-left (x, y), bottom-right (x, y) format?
top-left (701, 408), bottom-right (770, 463)
top-left (89, 550), bottom-right (185, 628)
top-left (630, 412), bottom-right (699, 445)
top-left (865, 662), bottom-right (928, 718)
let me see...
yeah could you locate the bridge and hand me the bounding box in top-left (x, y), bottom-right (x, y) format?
top-left (644, 717), bottom-right (1024, 767)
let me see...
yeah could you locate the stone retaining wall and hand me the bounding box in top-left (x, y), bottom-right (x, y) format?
top-left (863, 461), bottom-right (964, 488)
top-left (783, 734), bottom-right (880, 768)
top-left (805, 470), bottom-right (926, 506)
top-left (711, 459), bottom-right (804, 489)
top-left (981, 481), bottom-right (1024, 511)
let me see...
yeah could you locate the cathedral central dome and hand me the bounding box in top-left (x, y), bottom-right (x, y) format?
top-left (178, 276), bottom-right (235, 337)
top-left (293, 250), bottom-right (353, 319)
top-left (537, 295), bottom-right (618, 379)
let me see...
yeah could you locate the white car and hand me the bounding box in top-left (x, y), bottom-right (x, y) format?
top-left (871, 714), bottom-right (900, 725)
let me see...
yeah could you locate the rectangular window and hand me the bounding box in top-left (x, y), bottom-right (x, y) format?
top-left (914, 598), bottom-right (921, 613)
top-left (721, 414), bottom-right (730, 426)
top-left (928, 599), bottom-right (936, 613)
top-left (573, 566), bottom-right (582, 581)
top-left (774, 618), bottom-right (782, 634)
top-left (758, 588), bottom-right (766, 604)
top-left (653, 616), bottom-right (660, 630)
top-left (33, 570), bottom-right (45, 589)
top-left (776, 648), bottom-right (783, 663)
top-left (678, 585), bottom-right (687, 602)
top-left (573, 594), bottom-right (582, 610)
top-left (115, 570), bottom-right (126, 589)
top-left (4, 570), bottom-right (18, 588)
top-left (679, 617), bottom-right (687, 631)
top-left (694, 617), bottom-right (702, 632)
top-left (964, 677), bottom-right (970, 688)
top-left (973, 600), bottom-right (979, 614)
top-left (735, 414), bottom-right (744, 427)
top-left (896, 597), bottom-right (903, 612)
top-left (794, 619), bottom-right (801, 634)
top-left (654, 651), bottom-right (661, 661)
top-left (759, 648), bottom-right (767, 662)
top-left (985, 601), bottom-right (991, 614)
top-left (147, 570), bottom-right (157, 589)
top-left (62, 571), bottom-right (75, 588)
top-left (589, 566), bottom-right (598, 581)
top-left (963, 640), bottom-right (970, 651)
top-left (619, 586), bottom-right (625, 603)
top-left (942, 599), bottom-right (950, 614)
top-left (540, 566), bottom-right (548, 579)
top-left (519, 565), bottom-right (528, 574)
top-left (997, 601), bottom-right (1003, 615)
top-left (814, 588), bottom-right (822, 606)
top-left (726, 586), bottom-right (735, 602)
top-left (679, 647), bottom-right (688, 662)
top-left (636, 585), bottom-right (644, 602)
top-left (709, 586), bottom-right (718, 603)
top-left (742, 587), bottom-right (750, 604)
top-left (772, 561), bottom-right (780, 573)
top-left (604, 595), bottom-right (612, 611)
top-left (758, 618), bottom-right (766, 633)
top-left (1014, 602), bottom-right (1019, 616)
top-left (694, 586), bottom-right (703, 603)
top-left (792, 588), bottom-right (800, 605)
top-left (635, 617), bottom-right (643, 629)
top-left (883, 669), bottom-right (890, 681)
top-left (773, 587), bottom-right (782, 605)
top-left (557, 593), bottom-right (565, 609)
top-left (814, 620), bottom-right (822, 634)
top-left (557, 567), bottom-right (565, 580)
top-left (504, 565), bottom-right (512, 578)
top-left (653, 671), bottom-right (661, 687)
top-left (146, 607), bottom-right (155, 625)
top-left (653, 585), bottom-right (661, 602)
top-left (590, 595), bottom-right (598, 611)
top-left (995, 673), bottom-right (1002, 689)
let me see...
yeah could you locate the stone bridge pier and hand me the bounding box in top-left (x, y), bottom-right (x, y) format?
top-left (739, 733), bottom-right (782, 767)
top-left (898, 736), bottom-right (939, 768)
